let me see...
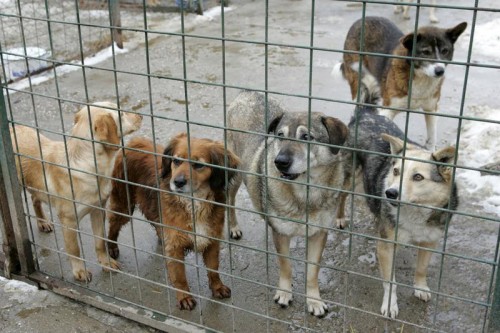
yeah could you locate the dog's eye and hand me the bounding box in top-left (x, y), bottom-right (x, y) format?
top-left (301, 133), bottom-right (314, 141)
top-left (172, 158), bottom-right (182, 166)
top-left (440, 47), bottom-right (449, 56)
top-left (421, 49), bottom-right (432, 56)
top-left (413, 173), bottom-right (424, 181)
top-left (393, 168), bottom-right (400, 176)
top-left (193, 163), bottom-right (204, 170)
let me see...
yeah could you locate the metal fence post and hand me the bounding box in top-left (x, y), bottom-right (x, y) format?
top-left (489, 253), bottom-right (500, 331)
top-left (0, 88), bottom-right (35, 277)
top-left (109, 0), bottom-right (123, 49)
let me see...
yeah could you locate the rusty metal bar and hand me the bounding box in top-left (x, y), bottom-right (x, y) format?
top-left (0, 85), bottom-right (35, 277)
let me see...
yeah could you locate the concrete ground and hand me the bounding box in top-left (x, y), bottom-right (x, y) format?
top-left (1, 0), bottom-right (500, 332)
top-left (0, 276), bottom-right (160, 333)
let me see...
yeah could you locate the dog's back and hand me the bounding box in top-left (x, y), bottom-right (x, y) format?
top-left (227, 91), bottom-right (284, 172)
top-left (344, 17), bottom-right (402, 81)
top-left (109, 137), bottom-right (163, 222)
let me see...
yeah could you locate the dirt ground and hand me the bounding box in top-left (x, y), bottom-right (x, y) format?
top-left (2, 0), bottom-right (500, 332)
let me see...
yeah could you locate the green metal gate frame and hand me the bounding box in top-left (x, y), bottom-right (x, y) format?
top-left (0, 0), bottom-right (500, 332)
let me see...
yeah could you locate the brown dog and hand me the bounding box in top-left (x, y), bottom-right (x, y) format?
top-left (106, 133), bottom-right (240, 310)
top-left (336, 16), bottom-right (467, 150)
top-left (11, 102), bottom-right (142, 281)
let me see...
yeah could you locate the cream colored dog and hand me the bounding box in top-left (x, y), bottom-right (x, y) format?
top-left (11, 102), bottom-right (142, 281)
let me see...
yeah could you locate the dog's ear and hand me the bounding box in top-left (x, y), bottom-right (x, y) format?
top-left (446, 22), bottom-right (467, 44)
top-left (321, 116), bottom-right (348, 155)
top-left (74, 110), bottom-right (83, 125)
top-left (267, 114), bottom-right (283, 134)
top-left (161, 139), bottom-right (177, 179)
top-left (432, 146), bottom-right (456, 182)
top-left (400, 33), bottom-right (422, 51)
top-left (209, 142), bottom-right (241, 191)
top-left (94, 114), bottom-right (120, 151)
top-left (381, 133), bottom-right (405, 155)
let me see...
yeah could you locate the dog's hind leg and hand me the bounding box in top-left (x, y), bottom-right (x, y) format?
top-left (272, 231), bottom-right (293, 308)
top-left (227, 174), bottom-right (243, 239)
top-left (106, 185), bottom-right (135, 259)
top-left (306, 230), bottom-right (329, 317)
top-left (203, 241), bottom-right (231, 299)
top-left (91, 208), bottom-right (120, 272)
top-left (335, 192), bottom-right (348, 229)
top-left (429, 0), bottom-right (438, 23)
top-left (342, 62), bottom-right (361, 101)
top-left (33, 197), bottom-right (53, 232)
top-left (394, 4), bottom-right (403, 14)
top-left (377, 233), bottom-right (399, 318)
top-left (413, 241), bottom-right (436, 302)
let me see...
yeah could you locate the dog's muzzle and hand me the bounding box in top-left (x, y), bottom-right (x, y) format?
top-left (173, 175), bottom-right (187, 192)
top-left (274, 152), bottom-right (301, 180)
top-left (385, 188), bottom-right (399, 206)
top-left (434, 65), bottom-right (445, 77)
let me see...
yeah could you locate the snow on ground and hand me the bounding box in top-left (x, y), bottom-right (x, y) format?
top-left (1, 276), bottom-right (38, 293)
top-left (3, 5), bottom-right (234, 96)
top-left (461, 18), bottom-right (500, 62)
top-left (457, 105), bottom-right (500, 216)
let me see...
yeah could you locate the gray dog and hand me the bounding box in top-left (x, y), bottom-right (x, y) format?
top-left (227, 91), bottom-right (348, 317)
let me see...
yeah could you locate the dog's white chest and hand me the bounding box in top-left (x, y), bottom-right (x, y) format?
top-left (268, 184), bottom-right (339, 237)
top-left (392, 206), bottom-right (443, 244)
top-left (181, 197), bottom-right (213, 251)
top-left (189, 222), bottom-right (212, 251)
top-left (391, 76), bottom-right (443, 111)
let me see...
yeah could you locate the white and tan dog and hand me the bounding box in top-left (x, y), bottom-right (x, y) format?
top-left (11, 102), bottom-right (142, 281)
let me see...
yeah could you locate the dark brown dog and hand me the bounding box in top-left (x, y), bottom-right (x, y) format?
top-left (106, 133), bottom-right (240, 310)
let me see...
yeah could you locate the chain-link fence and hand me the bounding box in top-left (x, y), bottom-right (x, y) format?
top-left (0, 0), bottom-right (499, 332)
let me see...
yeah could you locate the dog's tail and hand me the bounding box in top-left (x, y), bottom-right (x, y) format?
top-left (331, 62), bottom-right (345, 81)
top-left (355, 64), bottom-right (381, 107)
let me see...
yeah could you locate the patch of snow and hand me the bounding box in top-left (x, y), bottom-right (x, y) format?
top-left (461, 18), bottom-right (500, 63)
top-left (457, 105), bottom-right (500, 216)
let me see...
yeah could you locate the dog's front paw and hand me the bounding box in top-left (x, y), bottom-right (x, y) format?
top-left (100, 257), bottom-right (121, 272)
top-left (108, 245), bottom-right (120, 259)
top-left (414, 285), bottom-right (432, 302)
top-left (274, 290), bottom-right (293, 308)
top-left (212, 285), bottom-right (231, 299)
top-left (230, 226), bottom-right (242, 240)
top-left (307, 298), bottom-right (328, 317)
top-left (178, 296), bottom-right (197, 310)
top-left (73, 269), bottom-right (92, 282)
top-left (37, 221), bottom-right (54, 233)
top-left (380, 297), bottom-right (399, 318)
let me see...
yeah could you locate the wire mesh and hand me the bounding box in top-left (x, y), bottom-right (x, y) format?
top-left (0, 0), bottom-right (499, 332)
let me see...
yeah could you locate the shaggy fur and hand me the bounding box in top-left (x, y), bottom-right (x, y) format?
top-left (227, 91), bottom-right (348, 317)
top-left (11, 102), bottom-right (142, 281)
top-left (106, 133), bottom-right (240, 310)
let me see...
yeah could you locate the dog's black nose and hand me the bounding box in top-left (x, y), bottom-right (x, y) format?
top-left (385, 188), bottom-right (399, 200)
top-left (274, 153), bottom-right (292, 171)
top-left (434, 66), bottom-right (445, 77)
top-left (174, 176), bottom-right (187, 188)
